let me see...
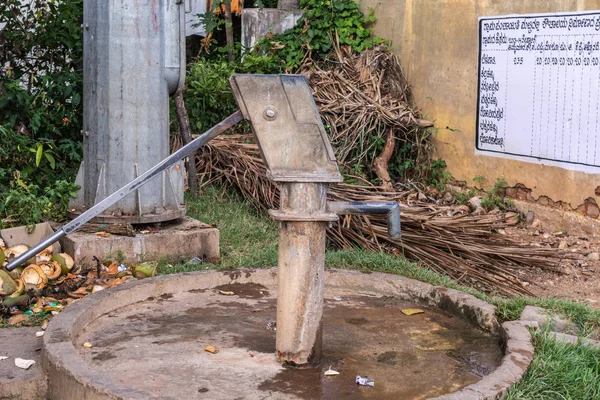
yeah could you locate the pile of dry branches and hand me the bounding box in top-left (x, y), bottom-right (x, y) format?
top-left (196, 135), bottom-right (571, 296)
top-left (304, 44), bottom-right (434, 187)
top-left (184, 45), bottom-right (574, 297)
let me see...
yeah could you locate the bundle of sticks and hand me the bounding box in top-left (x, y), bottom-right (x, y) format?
top-left (195, 134), bottom-right (572, 297)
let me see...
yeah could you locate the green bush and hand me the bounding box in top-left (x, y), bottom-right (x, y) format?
top-left (182, 55), bottom-right (279, 133)
top-left (0, 0), bottom-right (83, 227)
top-left (255, 0), bottom-right (383, 71)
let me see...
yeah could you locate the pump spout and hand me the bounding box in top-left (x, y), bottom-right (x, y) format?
top-left (327, 201), bottom-right (401, 239)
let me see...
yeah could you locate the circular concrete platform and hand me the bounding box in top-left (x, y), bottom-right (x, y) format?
top-left (42, 269), bottom-right (534, 400)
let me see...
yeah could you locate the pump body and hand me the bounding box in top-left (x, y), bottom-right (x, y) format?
top-left (70, 0), bottom-right (187, 223)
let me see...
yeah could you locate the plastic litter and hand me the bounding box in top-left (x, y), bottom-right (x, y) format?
top-left (324, 366), bottom-right (340, 376)
top-left (0, 356), bottom-right (8, 361)
top-left (118, 264), bottom-right (127, 272)
top-left (355, 375), bottom-right (374, 387)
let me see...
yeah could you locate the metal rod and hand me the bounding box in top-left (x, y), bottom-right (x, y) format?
top-left (327, 201), bottom-right (401, 238)
top-left (6, 111), bottom-right (244, 271)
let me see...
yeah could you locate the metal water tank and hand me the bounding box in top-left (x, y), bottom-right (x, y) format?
top-left (70, 0), bottom-right (187, 223)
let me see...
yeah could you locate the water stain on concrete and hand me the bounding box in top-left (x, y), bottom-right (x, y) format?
top-left (75, 283), bottom-right (502, 400)
top-left (214, 282), bottom-right (270, 299)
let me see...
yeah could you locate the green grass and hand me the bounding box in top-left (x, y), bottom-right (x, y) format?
top-left (156, 187), bottom-right (278, 275)
top-left (505, 331), bottom-right (600, 400)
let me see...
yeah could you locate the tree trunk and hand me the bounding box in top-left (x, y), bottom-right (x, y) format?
top-left (278, 0), bottom-right (299, 10)
top-left (223, 0), bottom-right (235, 62)
top-left (174, 92), bottom-right (198, 200)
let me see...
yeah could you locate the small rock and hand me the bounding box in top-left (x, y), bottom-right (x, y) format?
top-left (505, 211), bottom-right (520, 225)
top-left (519, 305), bottom-right (577, 334)
top-left (446, 184), bottom-right (463, 193)
top-left (558, 241), bottom-right (568, 249)
top-left (586, 253), bottom-right (600, 260)
top-left (15, 358), bottom-right (36, 370)
top-left (532, 219), bottom-right (542, 228)
top-left (83, 342), bottom-right (93, 348)
top-left (548, 332), bottom-right (600, 350)
top-left (472, 206), bottom-right (486, 216)
top-left (442, 192), bottom-right (454, 202)
top-left (525, 211), bottom-right (535, 225)
top-left (468, 196), bottom-right (482, 210)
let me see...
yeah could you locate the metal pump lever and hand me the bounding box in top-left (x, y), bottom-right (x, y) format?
top-left (6, 111), bottom-right (244, 272)
top-left (327, 201), bottom-right (401, 239)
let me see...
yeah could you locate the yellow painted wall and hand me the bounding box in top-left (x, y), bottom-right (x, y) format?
top-left (358, 0), bottom-right (600, 211)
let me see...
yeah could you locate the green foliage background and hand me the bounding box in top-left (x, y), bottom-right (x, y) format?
top-left (0, 0), bottom-right (83, 227)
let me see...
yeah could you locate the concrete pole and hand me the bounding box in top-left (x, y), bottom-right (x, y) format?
top-left (275, 182), bottom-right (328, 366)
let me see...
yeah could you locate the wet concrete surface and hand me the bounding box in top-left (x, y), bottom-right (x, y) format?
top-left (75, 283), bottom-right (502, 400)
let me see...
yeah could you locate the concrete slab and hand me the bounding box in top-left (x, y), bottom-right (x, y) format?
top-left (72, 287), bottom-right (501, 399)
top-left (41, 269), bottom-right (530, 400)
top-left (0, 327), bottom-right (46, 400)
top-left (59, 217), bottom-right (219, 266)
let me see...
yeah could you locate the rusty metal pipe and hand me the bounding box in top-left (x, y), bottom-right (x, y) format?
top-left (328, 201), bottom-right (401, 238)
top-left (271, 182), bottom-right (337, 366)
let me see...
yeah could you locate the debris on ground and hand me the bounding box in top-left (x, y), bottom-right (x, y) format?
top-left (0, 241), bottom-right (158, 326)
top-left (401, 308), bottom-right (425, 316)
top-left (14, 358), bottom-right (36, 370)
top-left (355, 375), bottom-right (374, 387)
top-left (134, 262), bottom-right (157, 279)
top-left (324, 366), bottom-right (340, 376)
top-left (0, 356), bottom-right (8, 361)
top-left (83, 342), bottom-right (93, 348)
top-left (204, 345), bottom-right (219, 354)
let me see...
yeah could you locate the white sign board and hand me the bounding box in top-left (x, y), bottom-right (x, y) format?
top-left (477, 11), bottom-right (600, 173)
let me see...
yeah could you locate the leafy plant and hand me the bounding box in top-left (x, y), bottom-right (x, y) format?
top-left (0, 1), bottom-right (83, 227)
top-left (472, 174), bottom-right (485, 188)
top-left (427, 159), bottom-right (451, 190)
top-left (481, 178), bottom-right (515, 211)
top-left (255, 0), bottom-right (384, 71)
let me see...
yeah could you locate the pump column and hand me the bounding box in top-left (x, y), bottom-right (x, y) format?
top-left (270, 182), bottom-right (338, 365)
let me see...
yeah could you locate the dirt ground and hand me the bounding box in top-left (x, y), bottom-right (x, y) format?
top-left (504, 224), bottom-right (600, 309)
